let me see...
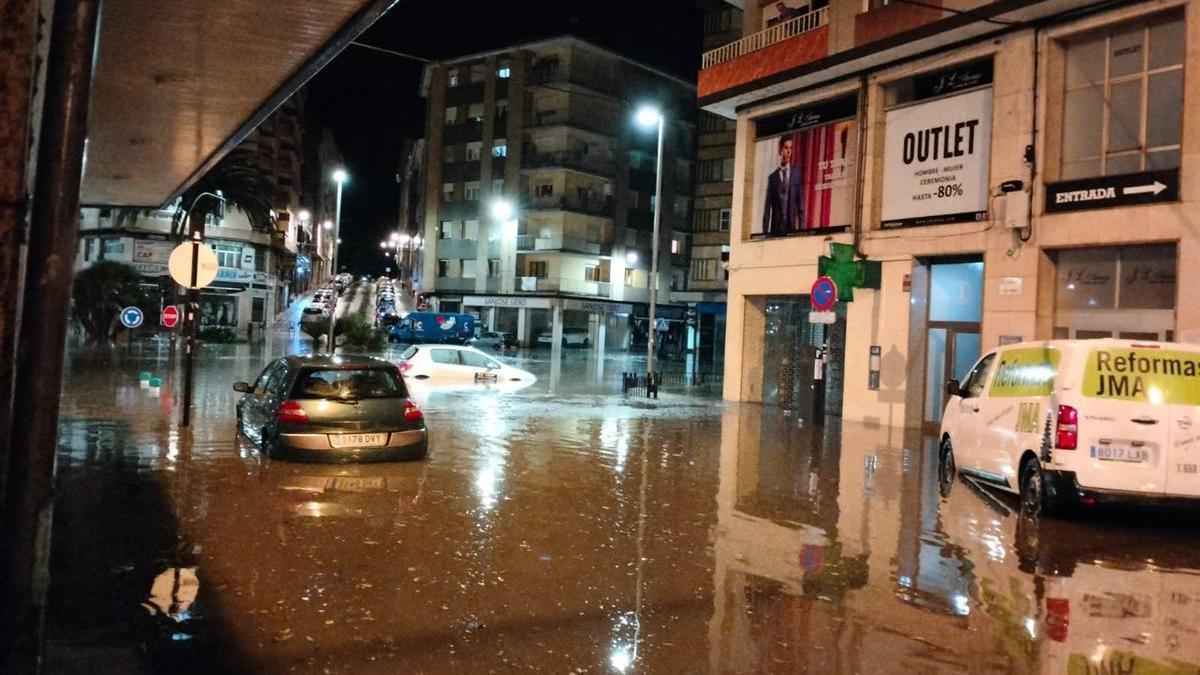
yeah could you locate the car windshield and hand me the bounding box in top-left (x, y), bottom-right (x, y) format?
top-left (290, 367), bottom-right (406, 400)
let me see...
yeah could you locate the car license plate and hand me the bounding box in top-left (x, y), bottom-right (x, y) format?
top-left (1092, 445), bottom-right (1150, 463)
top-left (330, 477), bottom-right (385, 491)
top-left (329, 433), bottom-right (388, 448)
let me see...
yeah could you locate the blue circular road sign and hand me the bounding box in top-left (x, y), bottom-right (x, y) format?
top-left (811, 276), bottom-right (837, 312)
top-left (120, 306), bottom-right (144, 329)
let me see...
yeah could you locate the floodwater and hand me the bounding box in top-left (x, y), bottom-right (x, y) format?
top-left (44, 328), bottom-right (1200, 673)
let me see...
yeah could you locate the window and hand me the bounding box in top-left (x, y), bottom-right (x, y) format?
top-left (440, 220), bottom-right (456, 239)
top-left (214, 244), bottom-right (239, 268)
top-left (497, 65), bottom-right (511, 79)
top-left (704, 8), bottom-right (733, 34)
top-left (469, 64), bottom-right (486, 83)
top-left (442, 183), bottom-right (455, 202)
top-left (496, 99), bottom-right (509, 119)
top-left (464, 220), bottom-right (479, 239)
top-left (82, 238), bottom-right (92, 261)
top-left (535, 183), bottom-right (554, 197)
top-left (671, 238), bottom-right (683, 255)
top-left (624, 268), bottom-right (635, 286)
top-left (719, 208), bottom-right (731, 231)
top-left (431, 349), bottom-right (459, 365)
top-left (585, 265), bottom-right (600, 282)
top-left (697, 159), bottom-right (734, 182)
top-left (1059, 12), bottom-right (1184, 180)
top-left (460, 350), bottom-right (501, 369)
top-left (529, 261), bottom-right (548, 278)
top-left (492, 139), bottom-right (508, 157)
top-left (465, 182), bottom-right (481, 201)
top-left (466, 142), bottom-right (482, 161)
top-left (291, 367), bottom-right (405, 400)
top-left (691, 258), bottom-right (717, 281)
top-left (866, 0), bottom-right (891, 10)
top-left (492, 179), bottom-right (504, 194)
top-left (488, 259), bottom-right (501, 277)
top-left (444, 106), bottom-right (458, 125)
top-left (468, 103), bottom-right (484, 123)
top-left (699, 112), bottom-right (734, 132)
top-left (721, 158), bottom-right (735, 181)
top-left (437, 259), bottom-right (450, 277)
top-left (447, 69), bottom-right (460, 87)
top-left (959, 353), bottom-right (996, 398)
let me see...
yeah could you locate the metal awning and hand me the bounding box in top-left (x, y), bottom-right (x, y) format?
top-left (81, 0), bottom-right (398, 208)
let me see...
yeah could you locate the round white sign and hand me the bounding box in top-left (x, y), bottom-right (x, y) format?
top-left (168, 241), bottom-right (219, 289)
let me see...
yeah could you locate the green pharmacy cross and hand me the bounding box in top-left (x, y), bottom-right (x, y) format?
top-left (817, 243), bottom-right (881, 302)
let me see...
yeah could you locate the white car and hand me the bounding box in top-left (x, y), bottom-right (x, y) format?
top-left (939, 338), bottom-right (1200, 516)
top-left (398, 344), bottom-right (535, 384)
top-left (536, 327), bottom-right (589, 347)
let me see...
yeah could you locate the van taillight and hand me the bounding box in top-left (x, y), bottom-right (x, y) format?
top-left (1055, 405), bottom-right (1078, 450)
top-left (277, 401), bottom-right (309, 424)
top-left (404, 399), bottom-right (423, 422)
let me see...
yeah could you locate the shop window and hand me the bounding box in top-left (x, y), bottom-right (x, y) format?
top-left (1060, 11), bottom-right (1184, 180)
top-left (1056, 245), bottom-right (1175, 311)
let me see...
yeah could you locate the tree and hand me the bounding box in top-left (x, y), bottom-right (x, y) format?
top-left (72, 262), bottom-right (146, 344)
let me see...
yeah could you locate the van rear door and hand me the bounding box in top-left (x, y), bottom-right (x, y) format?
top-left (1072, 344), bottom-right (1171, 495)
top-left (1162, 346), bottom-right (1200, 497)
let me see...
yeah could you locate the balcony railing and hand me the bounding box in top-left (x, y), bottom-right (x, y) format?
top-left (528, 195), bottom-right (615, 218)
top-left (432, 238), bottom-right (478, 259)
top-left (435, 276), bottom-right (478, 292)
top-left (701, 7), bottom-right (828, 69)
top-left (515, 276), bottom-right (610, 297)
top-left (523, 150), bottom-right (615, 177)
top-left (516, 234), bottom-right (612, 256)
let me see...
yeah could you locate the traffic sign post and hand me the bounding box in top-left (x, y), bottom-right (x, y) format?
top-left (161, 305), bottom-right (180, 329)
top-left (177, 191), bottom-right (225, 429)
top-left (810, 276), bottom-right (838, 312)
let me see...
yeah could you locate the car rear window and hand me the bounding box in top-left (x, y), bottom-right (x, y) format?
top-left (400, 345), bottom-right (419, 360)
top-left (291, 367), bottom-right (406, 400)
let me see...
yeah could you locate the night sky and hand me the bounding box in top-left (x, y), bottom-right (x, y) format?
top-left (305, 0), bottom-right (704, 274)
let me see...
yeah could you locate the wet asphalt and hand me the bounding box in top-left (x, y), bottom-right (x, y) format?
top-left (42, 285), bottom-right (1200, 674)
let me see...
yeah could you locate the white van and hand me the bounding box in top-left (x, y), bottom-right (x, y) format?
top-left (939, 339), bottom-right (1200, 515)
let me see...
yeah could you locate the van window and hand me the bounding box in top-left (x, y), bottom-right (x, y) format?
top-left (960, 353), bottom-right (996, 398)
top-left (1083, 347), bottom-right (1200, 404)
top-left (988, 348), bottom-right (1061, 398)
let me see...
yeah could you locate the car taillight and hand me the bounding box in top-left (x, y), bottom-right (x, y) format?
top-left (1045, 598), bottom-right (1070, 642)
top-left (404, 398), bottom-right (423, 422)
top-left (277, 401), bottom-right (309, 424)
top-left (399, 362), bottom-right (412, 373)
top-left (1055, 404), bottom-right (1078, 450)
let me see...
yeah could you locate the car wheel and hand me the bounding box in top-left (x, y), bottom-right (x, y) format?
top-left (1019, 457), bottom-right (1053, 518)
top-left (937, 437), bottom-right (956, 497)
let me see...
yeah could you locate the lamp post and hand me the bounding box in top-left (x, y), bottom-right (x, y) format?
top-left (491, 199), bottom-right (518, 294)
top-left (329, 169), bottom-right (347, 352)
top-left (635, 106), bottom-right (665, 377)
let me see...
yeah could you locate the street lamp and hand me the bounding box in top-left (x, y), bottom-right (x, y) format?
top-left (634, 105), bottom-right (665, 377)
top-left (491, 199), bottom-right (518, 292)
top-left (331, 169), bottom-right (348, 275)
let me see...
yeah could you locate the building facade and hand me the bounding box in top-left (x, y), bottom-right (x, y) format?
top-left (76, 97), bottom-right (320, 333)
top-left (420, 36), bottom-right (696, 351)
top-left (701, 0), bottom-right (1192, 428)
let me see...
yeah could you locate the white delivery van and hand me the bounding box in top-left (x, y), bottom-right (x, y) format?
top-left (939, 339), bottom-right (1200, 515)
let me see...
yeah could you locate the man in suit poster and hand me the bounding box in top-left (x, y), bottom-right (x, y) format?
top-left (762, 136), bottom-right (804, 235)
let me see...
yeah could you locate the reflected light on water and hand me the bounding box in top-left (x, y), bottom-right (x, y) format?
top-left (609, 645), bottom-right (633, 672)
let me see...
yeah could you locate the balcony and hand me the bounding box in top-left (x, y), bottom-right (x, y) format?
top-left (516, 234), bottom-right (612, 256)
top-left (432, 238), bottom-right (477, 259)
top-left (528, 194), bottom-right (615, 218)
top-left (435, 276), bottom-right (478, 292)
top-left (698, 7), bottom-right (829, 100)
top-left (515, 277), bottom-right (610, 297)
top-left (523, 150), bottom-right (615, 177)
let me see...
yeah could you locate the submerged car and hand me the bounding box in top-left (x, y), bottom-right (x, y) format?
top-left (234, 355), bottom-right (427, 462)
top-left (536, 327), bottom-right (589, 347)
top-left (468, 331), bottom-right (518, 350)
top-left (398, 344), bottom-right (534, 384)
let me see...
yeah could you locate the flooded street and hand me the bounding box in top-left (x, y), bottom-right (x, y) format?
top-left (45, 334), bottom-right (1200, 674)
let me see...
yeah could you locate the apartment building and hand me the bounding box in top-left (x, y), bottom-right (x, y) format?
top-left (701, 0), bottom-right (1192, 427)
top-left (76, 99), bottom-right (317, 332)
top-left (420, 36), bottom-right (696, 350)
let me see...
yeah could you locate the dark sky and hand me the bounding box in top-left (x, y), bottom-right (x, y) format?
top-left (305, 0), bottom-right (704, 274)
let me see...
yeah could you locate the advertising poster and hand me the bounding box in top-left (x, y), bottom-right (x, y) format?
top-left (881, 64), bottom-right (993, 228)
top-left (750, 94), bottom-right (858, 238)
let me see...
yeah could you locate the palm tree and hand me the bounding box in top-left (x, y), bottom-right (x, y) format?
top-left (72, 261), bottom-right (146, 344)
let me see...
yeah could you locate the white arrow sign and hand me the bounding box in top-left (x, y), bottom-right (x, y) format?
top-left (1123, 181), bottom-right (1167, 196)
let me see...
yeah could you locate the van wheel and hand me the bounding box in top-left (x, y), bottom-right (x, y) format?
top-left (1020, 457), bottom-right (1052, 518)
top-left (938, 438), bottom-right (956, 496)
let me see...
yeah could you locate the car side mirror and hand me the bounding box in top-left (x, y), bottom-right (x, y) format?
top-left (946, 379), bottom-right (962, 398)
top-left (233, 381), bottom-right (252, 393)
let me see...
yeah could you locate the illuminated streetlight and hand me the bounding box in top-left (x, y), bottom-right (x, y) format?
top-left (298, 209), bottom-right (311, 221)
top-left (491, 199), bottom-right (514, 221)
top-left (633, 104), bottom-right (665, 377)
top-left (626, 251), bottom-right (638, 265)
top-left (323, 220), bottom-right (332, 230)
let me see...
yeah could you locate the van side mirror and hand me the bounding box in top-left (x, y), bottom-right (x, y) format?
top-left (233, 381), bottom-right (252, 393)
top-left (946, 379), bottom-right (962, 398)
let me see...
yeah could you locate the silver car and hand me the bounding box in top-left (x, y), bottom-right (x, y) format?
top-left (234, 355), bottom-right (428, 462)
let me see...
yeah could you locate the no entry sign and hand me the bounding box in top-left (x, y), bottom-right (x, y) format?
top-left (811, 276), bottom-right (838, 312)
top-left (161, 305), bottom-right (180, 328)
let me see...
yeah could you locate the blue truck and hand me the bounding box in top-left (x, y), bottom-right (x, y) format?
top-left (384, 312), bottom-right (476, 345)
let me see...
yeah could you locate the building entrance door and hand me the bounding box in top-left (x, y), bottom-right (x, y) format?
top-left (762, 296), bottom-right (846, 421)
top-left (921, 260), bottom-right (983, 428)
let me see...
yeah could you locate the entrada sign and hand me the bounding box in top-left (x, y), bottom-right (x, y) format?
top-left (1044, 169), bottom-right (1178, 213)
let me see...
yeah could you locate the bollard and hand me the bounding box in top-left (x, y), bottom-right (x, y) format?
top-left (139, 372), bottom-right (152, 389)
top-left (149, 376), bottom-right (162, 398)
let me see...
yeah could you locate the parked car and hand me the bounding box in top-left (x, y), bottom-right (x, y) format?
top-left (302, 303), bottom-right (327, 316)
top-left (398, 344), bottom-right (535, 384)
top-left (536, 327), bottom-right (589, 347)
top-left (469, 331), bottom-right (518, 350)
top-left (939, 338), bottom-right (1200, 516)
top-left (234, 355), bottom-right (427, 462)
